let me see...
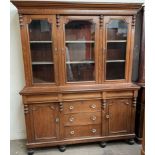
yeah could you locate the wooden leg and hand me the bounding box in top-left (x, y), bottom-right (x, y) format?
top-left (99, 141), bottom-right (106, 148)
top-left (127, 139), bottom-right (135, 145)
top-left (27, 149), bottom-right (34, 155)
top-left (58, 145), bottom-right (66, 152)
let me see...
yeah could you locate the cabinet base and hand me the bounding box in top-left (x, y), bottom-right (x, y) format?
top-left (58, 145), bottom-right (66, 152)
top-left (99, 141), bottom-right (106, 148)
top-left (28, 149), bottom-right (34, 155)
top-left (127, 139), bottom-right (135, 145)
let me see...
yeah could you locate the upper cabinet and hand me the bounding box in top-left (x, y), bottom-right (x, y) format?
top-left (19, 14), bottom-right (134, 86)
top-left (61, 16), bottom-right (100, 84)
top-left (104, 16), bottom-right (132, 82)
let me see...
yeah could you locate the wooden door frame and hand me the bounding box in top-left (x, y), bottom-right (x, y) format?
top-left (102, 16), bottom-right (133, 83)
top-left (59, 15), bottom-right (100, 85)
top-left (20, 15), bottom-right (59, 86)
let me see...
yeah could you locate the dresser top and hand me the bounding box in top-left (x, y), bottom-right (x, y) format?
top-left (11, 0), bottom-right (143, 10)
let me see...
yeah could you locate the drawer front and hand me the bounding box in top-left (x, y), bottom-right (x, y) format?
top-left (64, 124), bottom-right (101, 139)
top-left (64, 112), bottom-right (101, 126)
top-left (63, 100), bottom-right (101, 114)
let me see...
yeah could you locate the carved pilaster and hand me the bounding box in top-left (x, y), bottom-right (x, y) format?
top-left (102, 99), bottom-right (106, 110)
top-left (19, 14), bottom-right (24, 27)
top-left (24, 104), bottom-right (29, 114)
top-left (56, 15), bottom-right (60, 28)
top-left (100, 15), bottom-right (104, 28)
top-left (59, 102), bottom-right (63, 112)
top-left (132, 15), bottom-right (136, 28)
top-left (133, 97), bottom-right (137, 107)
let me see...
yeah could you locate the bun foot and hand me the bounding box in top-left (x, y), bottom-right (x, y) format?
top-left (127, 139), bottom-right (135, 145)
top-left (58, 145), bottom-right (66, 152)
top-left (99, 141), bottom-right (106, 148)
top-left (28, 149), bottom-right (34, 155)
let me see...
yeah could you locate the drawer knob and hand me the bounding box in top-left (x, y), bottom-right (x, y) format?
top-left (90, 104), bottom-right (96, 109)
top-left (91, 116), bottom-right (97, 121)
top-left (69, 106), bottom-right (74, 110)
top-left (70, 131), bottom-right (75, 135)
top-left (106, 115), bottom-right (110, 119)
top-left (69, 117), bottom-right (74, 122)
top-left (91, 129), bottom-right (97, 133)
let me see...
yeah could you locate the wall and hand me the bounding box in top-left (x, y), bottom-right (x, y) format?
top-left (10, 0), bottom-right (144, 140)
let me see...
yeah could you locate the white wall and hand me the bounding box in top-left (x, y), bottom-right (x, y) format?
top-left (10, 0), bottom-right (144, 140)
top-left (10, 4), bottom-right (26, 140)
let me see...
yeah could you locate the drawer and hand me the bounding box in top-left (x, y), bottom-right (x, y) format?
top-left (64, 124), bottom-right (101, 139)
top-left (64, 112), bottom-right (101, 126)
top-left (107, 99), bottom-right (132, 105)
top-left (63, 100), bottom-right (101, 114)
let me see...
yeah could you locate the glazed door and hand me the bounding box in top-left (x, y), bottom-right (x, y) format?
top-left (21, 15), bottom-right (59, 85)
top-left (107, 99), bottom-right (131, 136)
top-left (103, 16), bottom-right (132, 82)
top-left (29, 103), bottom-right (59, 142)
top-left (60, 16), bottom-right (100, 84)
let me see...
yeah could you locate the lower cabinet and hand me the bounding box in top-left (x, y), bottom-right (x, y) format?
top-left (24, 96), bottom-right (137, 151)
top-left (25, 103), bottom-right (60, 142)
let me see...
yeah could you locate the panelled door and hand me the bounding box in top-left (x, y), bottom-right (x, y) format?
top-left (27, 103), bottom-right (60, 142)
top-left (103, 16), bottom-right (132, 83)
top-left (107, 99), bottom-right (132, 136)
top-left (60, 16), bottom-right (100, 84)
top-left (21, 15), bottom-right (59, 86)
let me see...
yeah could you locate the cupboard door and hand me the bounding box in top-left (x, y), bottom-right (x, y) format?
top-left (29, 103), bottom-right (59, 142)
top-left (103, 16), bottom-right (132, 82)
top-left (61, 16), bottom-right (100, 84)
top-left (107, 99), bottom-right (131, 135)
top-left (21, 15), bottom-right (59, 85)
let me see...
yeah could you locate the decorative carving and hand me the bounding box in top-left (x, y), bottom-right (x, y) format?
top-left (19, 14), bottom-right (24, 27)
top-left (132, 15), bottom-right (136, 27)
top-left (100, 15), bottom-right (104, 27)
top-left (24, 104), bottom-right (29, 114)
top-left (133, 97), bottom-right (137, 107)
top-left (102, 99), bottom-right (106, 110)
top-left (56, 15), bottom-right (60, 28)
top-left (59, 102), bottom-right (63, 112)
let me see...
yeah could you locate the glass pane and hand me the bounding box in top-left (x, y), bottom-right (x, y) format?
top-left (65, 20), bottom-right (95, 41)
top-left (65, 20), bottom-right (95, 82)
top-left (67, 64), bottom-right (95, 82)
top-left (29, 20), bottom-right (51, 41)
top-left (28, 20), bottom-right (54, 83)
top-left (107, 42), bottom-right (126, 60)
top-left (32, 65), bottom-right (54, 83)
top-left (107, 20), bottom-right (127, 40)
top-left (106, 19), bottom-right (128, 80)
top-left (106, 62), bottom-right (125, 80)
top-left (66, 43), bottom-right (94, 61)
top-left (30, 43), bottom-right (53, 62)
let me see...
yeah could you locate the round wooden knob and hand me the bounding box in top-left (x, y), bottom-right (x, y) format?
top-left (90, 104), bottom-right (96, 109)
top-left (91, 129), bottom-right (97, 133)
top-left (69, 117), bottom-right (74, 122)
top-left (69, 106), bottom-right (74, 110)
top-left (91, 116), bottom-right (97, 121)
top-left (70, 131), bottom-right (75, 135)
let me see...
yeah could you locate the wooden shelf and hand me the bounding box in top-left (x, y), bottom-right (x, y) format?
top-left (66, 61), bottom-right (94, 64)
top-left (66, 41), bottom-right (95, 43)
top-left (32, 62), bottom-right (54, 65)
top-left (106, 60), bottom-right (125, 63)
top-left (30, 41), bottom-right (52, 43)
top-left (107, 40), bottom-right (127, 43)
